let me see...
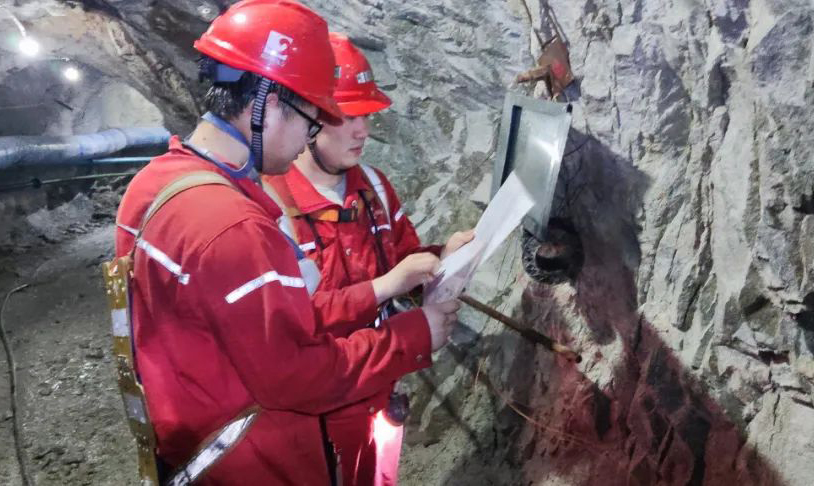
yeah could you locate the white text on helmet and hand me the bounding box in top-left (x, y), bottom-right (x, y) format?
top-left (356, 71), bottom-right (373, 84)
top-left (261, 31), bottom-right (293, 66)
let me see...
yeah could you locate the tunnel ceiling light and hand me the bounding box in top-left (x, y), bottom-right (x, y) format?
top-left (198, 5), bottom-right (213, 17)
top-left (2, 6), bottom-right (39, 57)
top-left (63, 66), bottom-right (81, 82)
top-left (18, 36), bottom-right (40, 57)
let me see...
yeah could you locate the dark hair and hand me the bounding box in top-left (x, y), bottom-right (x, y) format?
top-left (198, 56), bottom-right (308, 121)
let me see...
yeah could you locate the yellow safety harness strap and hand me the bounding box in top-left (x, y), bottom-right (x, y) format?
top-left (102, 257), bottom-right (160, 485)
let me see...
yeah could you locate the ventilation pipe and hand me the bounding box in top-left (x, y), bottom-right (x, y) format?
top-left (0, 127), bottom-right (170, 170)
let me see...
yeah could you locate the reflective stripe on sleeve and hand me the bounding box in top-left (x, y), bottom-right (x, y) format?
top-left (298, 241), bottom-right (316, 252)
top-left (225, 271), bottom-right (305, 304)
top-left (371, 224), bottom-right (392, 234)
top-left (394, 208), bottom-right (404, 222)
top-left (136, 239), bottom-right (191, 285)
top-left (117, 223), bottom-right (138, 236)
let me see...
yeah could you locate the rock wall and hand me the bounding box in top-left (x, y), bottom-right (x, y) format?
top-left (4, 0), bottom-right (814, 484)
top-left (394, 1), bottom-right (814, 485)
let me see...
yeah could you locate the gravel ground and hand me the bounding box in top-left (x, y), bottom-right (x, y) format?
top-left (0, 192), bottom-right (138, 486)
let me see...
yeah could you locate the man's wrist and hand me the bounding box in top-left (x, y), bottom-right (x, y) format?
top-left (372, 274), bottom-right (395, 305)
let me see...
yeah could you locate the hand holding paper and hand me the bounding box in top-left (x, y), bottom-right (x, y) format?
top-left (423, 172), bottom-right (535, 304)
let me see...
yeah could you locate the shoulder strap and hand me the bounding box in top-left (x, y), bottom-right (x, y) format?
top-left (260, 178), bottom-right (300, 245)
top-left (138, 171), bottom-right (237, 237)
top-left (359, 164), bottom-right (390, 225)
top-left (127, 170), bottom-right (239, 261)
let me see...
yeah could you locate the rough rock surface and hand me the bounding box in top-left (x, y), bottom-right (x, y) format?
top-left (402, 0), bottom-right (814, 485)
top-left (2, 0), bottom-right (814, 485)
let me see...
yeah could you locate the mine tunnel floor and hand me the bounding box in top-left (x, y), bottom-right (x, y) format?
top-left (0, 223), bottom-right (138, 486)
top-left (0, 219), bottom-right (468, 486)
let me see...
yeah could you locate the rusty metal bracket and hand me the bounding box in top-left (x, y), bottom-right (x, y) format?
top-left (516, 35), bottom-right (575, 99)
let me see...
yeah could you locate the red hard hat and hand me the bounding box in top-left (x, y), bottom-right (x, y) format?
top-left (194, 0), bottom-right (342, 124)
top-left (330, 33), bottom-right (392, 116)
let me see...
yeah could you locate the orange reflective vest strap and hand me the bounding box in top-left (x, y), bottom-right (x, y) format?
top-left (104, 170), bottom-right (257, 486)
top-left (263, 177), bottom-right (373, 225)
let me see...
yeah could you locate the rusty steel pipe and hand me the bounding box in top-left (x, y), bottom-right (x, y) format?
top-left (459, 294), bottom-right (581, 363)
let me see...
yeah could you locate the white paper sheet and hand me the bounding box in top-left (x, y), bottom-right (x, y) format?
top-left (423, 172), bottom-right (534, 304)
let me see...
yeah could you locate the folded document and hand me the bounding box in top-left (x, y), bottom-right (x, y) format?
top-left (423, 172), bottom-right (534, 304)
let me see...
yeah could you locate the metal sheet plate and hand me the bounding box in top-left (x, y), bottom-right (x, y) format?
top-left (491, 93), bottom-right (572, 240)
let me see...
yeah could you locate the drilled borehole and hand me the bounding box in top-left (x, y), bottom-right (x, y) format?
top-left (521, 217), bottom-right (584, 284)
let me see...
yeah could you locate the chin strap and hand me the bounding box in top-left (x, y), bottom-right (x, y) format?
top-left (250, 78), bottom-right (273, 173)
top-left (197, 74), bottom-right (273, 177)
top-left (309, 142), bottom-right (348, 176)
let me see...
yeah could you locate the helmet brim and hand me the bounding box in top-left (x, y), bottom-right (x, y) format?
top-left (317, 101), bottom-right (344, 125)
top-left (337, 90), bottom-right (392, 117)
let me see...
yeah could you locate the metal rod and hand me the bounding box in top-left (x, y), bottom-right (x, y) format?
top-left (459, 294), bottom-right (581, 363)
top-left (0, 171), bottom-right (136, 192)
top-left (90, 157), bottom-right (152, 164)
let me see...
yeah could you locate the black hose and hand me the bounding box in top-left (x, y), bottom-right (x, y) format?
top-left (0, 171), bottom-right (136, 193)
top-left (0, 284), bottom-right (33, 486)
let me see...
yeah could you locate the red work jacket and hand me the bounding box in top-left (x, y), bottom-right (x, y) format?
top-left (115, 137), bottom-right (432, 485)
top-left (264, 165), bottom-right (442, 418)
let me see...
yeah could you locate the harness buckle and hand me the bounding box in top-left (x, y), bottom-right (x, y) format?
top-left (337, 207), bottom-right (358, 222)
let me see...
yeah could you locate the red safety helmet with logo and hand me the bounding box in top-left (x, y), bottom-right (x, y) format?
top-left (330, 32), bottom-right (392, 116)
top-left (195, 0), bottom-right (343, 124)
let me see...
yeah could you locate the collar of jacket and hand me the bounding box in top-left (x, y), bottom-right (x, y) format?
top-left (278, 164), bottom-right (376, 215)
top-left (166, 136), bottom-right (284, 221)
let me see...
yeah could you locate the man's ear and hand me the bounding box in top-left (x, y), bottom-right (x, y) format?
top-left (264, 91), bottom-right (280, 108)
top-left (261, 92), bottom-right (282, 129)
top-left (246, 91), bottom-right (280, 117)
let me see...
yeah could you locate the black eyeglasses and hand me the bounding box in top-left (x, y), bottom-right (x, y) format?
top-left (279, 98), bottom-right (323, 138)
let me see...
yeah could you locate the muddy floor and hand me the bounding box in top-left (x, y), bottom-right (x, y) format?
top-left (0, 222), bottom-right (138, 486)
